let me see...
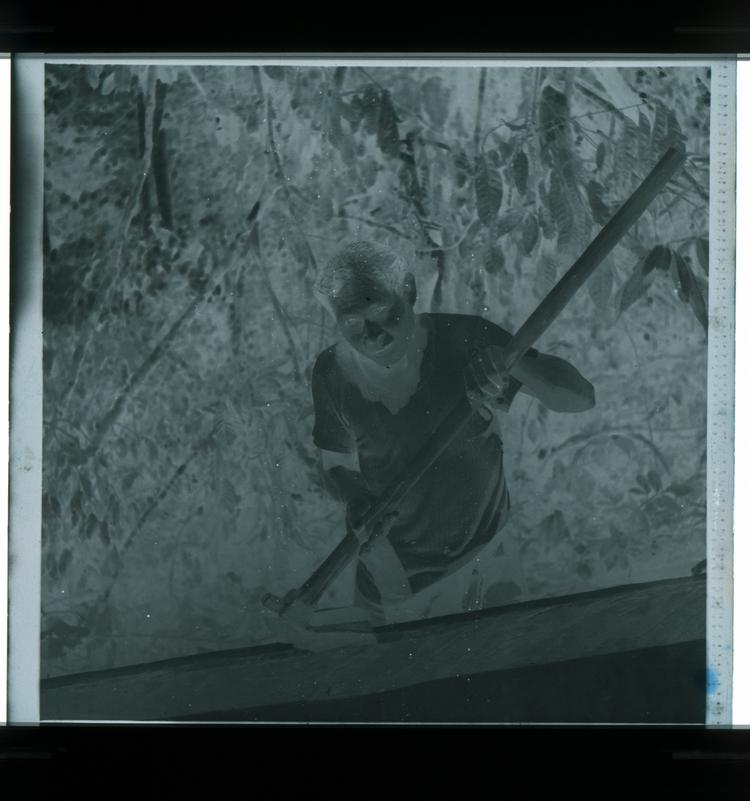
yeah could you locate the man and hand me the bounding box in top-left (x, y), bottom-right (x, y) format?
top-left (311, 241), bottom-right (595, 622)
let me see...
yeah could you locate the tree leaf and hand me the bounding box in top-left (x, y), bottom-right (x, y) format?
top-left (683, 262), bottom-right (709, 332)
top-left (637, 110), bottom-right (652, 162)
top-left (669, 481), bottom-right (693, 498)
top-left (495, 208), bottom-right (525, 237)
top-left (263, 66), bottom-right (286, 81)
top-left (458, 219), bottom-right (483, 259)
top-left (247, 222), bottom-right (261, 258)
top-left (537, 176), bottom-right (548, 205)
top-left (512, 150), bottom-right (529, 194)
top-left (650, 101), bottom-right (669, 148)
top-left (484, 242), bottom-right (506, 275)
top-left (535, 254), bottom-right (558, 296)
top-left (537, 205), bottom-right (555, 240)
top-left (673, 254), bottom-right (691, 302)
top-left (122, 470), bottom-right (138, 491)
top-left (665, 108), bottom-right (687, 149)
top-left (58, 548), bottom-right (73, 575)
top-left (619, 265), bottom-right (647, 313)
top-left (695, 238), bottom-right (709, 275)
top-left (543, 509), bottom-right (570, 543)
top-left (497, 140), bottom-right (513, 160)
top-left (475, 155), bottom-right (503, 226)
top-left (376, 91), bottom-right (401, 158)
top-left (642, 244), bottom-right (671, 275)
top-left (588, 261), bottom-right (613, 310)
top-left (586, 180), bottom-right (611, 225)
top-left (79, 470), bottom-right (93, 498)
top-left (356, 86), bottom-right (381, 135)
top-left (453, 148), bottom-right (473, 174)
top-left (101, 72), bottom-right (116, 96)
top-left (327, 95), bottom-right (346, 151)
top-left (85, 65), bottom-right (104, 90)
top-left (521, 213), bottom-right (539, 255)
top-left (338, 98), bottom-right (361, 125)
top-left (588, 68), bottom-right (643, 124)
top-left (611, 434), bottom-right (637, 459)
top-left (647, 470), bottom-right (662, 492)
top-left (419, 161), bottom-right (430, 202)
top-left (221, 478), bottom-right (240, 510)
top-left (538, 85), bottom-right (569, 156)
top-left (246, 200), bottom-right (261, 226)
top-left (596, 142), bottom-right (606, 171)
top-left (423, 222), bottom-right (443, 247)
top-left (617, 119), bottom-right (640, 185)
top-left (468, 267), bottom-right (485, 297)
top-left (547, 169), bottom-right (573, 247)
top-left (154, 66), bottom-right (179, 86)
top-left (636, 474), bottom-right (652, 493)
top-left (421, 76), bottom-right (449, 128)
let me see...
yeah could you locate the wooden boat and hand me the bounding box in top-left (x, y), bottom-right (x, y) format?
top-left (40, 575), bottom-right (707, 723)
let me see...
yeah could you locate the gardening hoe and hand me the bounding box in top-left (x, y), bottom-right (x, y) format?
top-left (262, 146), bottom-right (687, 647)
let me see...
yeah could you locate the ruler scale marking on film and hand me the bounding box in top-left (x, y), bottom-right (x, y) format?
top-left (706, 59), bottom-right (736, 726)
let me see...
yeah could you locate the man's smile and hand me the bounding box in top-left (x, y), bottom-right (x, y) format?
top-left (365, 331), bottom-right (395, 353)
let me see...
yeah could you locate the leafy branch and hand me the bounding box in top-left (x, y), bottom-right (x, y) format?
top-left (80, 294), bottom-right (203, 465)
top-left (85, 428), bottom-right (217, 638)
top-left (59, 66), bottom-right (158, 420)
top-left (545, 426), bottom-right (671, 475)
top-left (337, 211), bottom-right (413, 241)
top-left (245, 222), bottom-right (304, 383)
top-left (356, 67), bottom-right (442, 136)
top-left (265, 95), bottom-right (319, 274)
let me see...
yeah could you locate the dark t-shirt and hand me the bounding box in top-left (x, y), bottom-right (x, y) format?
top-left (312, 313), bottom-right (533, 593)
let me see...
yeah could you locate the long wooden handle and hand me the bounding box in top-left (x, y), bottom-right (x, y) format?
top-left (267, 146), bottom-right (686, 614)
top-left (284, 400), bottom-right (475, 609)
top-left (501, 146), bottom-right (686, 369)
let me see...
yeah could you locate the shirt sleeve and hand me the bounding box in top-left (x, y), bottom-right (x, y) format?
top-left (311, 352), bottom-right (356, 454)
top-left (474, 318), bottom-right (540, 359)
top-left (473, 318), bottom-right (540, 405)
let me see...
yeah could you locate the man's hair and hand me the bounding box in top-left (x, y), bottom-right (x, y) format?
top-left (315, 241), bottom-right (407, 315)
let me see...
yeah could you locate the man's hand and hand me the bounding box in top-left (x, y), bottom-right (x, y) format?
top-left (346, 495), bottom-right (399, 550)
top-left (464, 345), bottom-right (516, 413)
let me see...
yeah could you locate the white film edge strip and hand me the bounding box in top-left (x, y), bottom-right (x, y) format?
top-left (706, 59), bottom-right (736, 726)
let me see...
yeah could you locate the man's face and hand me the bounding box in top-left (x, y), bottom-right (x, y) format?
top-left (335, 284), bottom-right (416, 368)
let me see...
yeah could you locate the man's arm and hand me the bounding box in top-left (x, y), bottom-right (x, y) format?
top-left (320, 450), bottom-right (368, 503)
top-left (510, 352), bottom-right (595, 413)
top-left (470, 319), bottom-right (595, 414)
top-left (319, 449), bottom-right (379, 536)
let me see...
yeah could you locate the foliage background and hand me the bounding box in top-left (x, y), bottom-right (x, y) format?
top-left (41, 63), bottom-right (710, 678)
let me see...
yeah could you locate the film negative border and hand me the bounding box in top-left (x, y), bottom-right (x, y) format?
top-left (6, 55), bottom-right (738, 725)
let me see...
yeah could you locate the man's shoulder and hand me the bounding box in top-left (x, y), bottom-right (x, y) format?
top-left (424, 312), bottom-right (477, 333)
top-left (424, 313), bottom-right (511, 342)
